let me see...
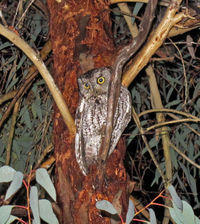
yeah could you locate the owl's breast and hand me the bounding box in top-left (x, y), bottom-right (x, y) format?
top-left (82, 96), bottom-right (107, 136)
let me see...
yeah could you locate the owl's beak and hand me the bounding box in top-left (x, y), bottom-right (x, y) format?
top-left (93, 89), bottom-right (98, 96)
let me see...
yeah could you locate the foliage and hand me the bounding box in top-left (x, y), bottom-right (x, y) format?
top-left (0, 166), bottom-right (58, 224)
top-left (96, 185), bottom-right (200, 224)
top-left (0, 0), bottom-right (199, 223)
top-left (96, 199), bottom-right (135, 224)
top-left (168, 185), bottom-right (200, 224)
top-left (111, 1), bottom-right (200, 221)
top-left (0, 0), bottom-right (52, 173)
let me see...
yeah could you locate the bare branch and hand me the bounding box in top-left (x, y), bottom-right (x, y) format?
top-left (99, 0), bottom-right (158, 165)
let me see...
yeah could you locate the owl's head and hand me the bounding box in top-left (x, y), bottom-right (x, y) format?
top-left (77, 67), bottom-right (112, 99)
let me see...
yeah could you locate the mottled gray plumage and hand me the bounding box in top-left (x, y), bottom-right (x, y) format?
top-left (75, 67), bottom-right (131, 175)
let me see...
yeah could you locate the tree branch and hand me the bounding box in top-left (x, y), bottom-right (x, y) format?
top-left (0, 24), bottom-right (76, 135)
top-left (0, 41), bottom-right (51, 130)
top-left (99, 0), bottom-right (158, 166)
top-left (122, 0), bottom-right (185, 87)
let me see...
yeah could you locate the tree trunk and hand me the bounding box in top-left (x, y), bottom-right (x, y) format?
top-left (46, 1), bottom-right (130, 223)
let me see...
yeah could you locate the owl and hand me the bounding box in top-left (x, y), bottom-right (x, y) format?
top-left (75, 67), bottom-right (132, 175)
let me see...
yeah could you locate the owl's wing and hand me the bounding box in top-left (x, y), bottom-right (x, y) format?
top-left (75, 98), bottom-right (88, 176)
top-left (109, 86), bottom-right (132, 155)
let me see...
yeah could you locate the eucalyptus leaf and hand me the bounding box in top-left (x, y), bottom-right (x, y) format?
top-left (126, 199), bottom-right (135, 224)
top-left (181, 201), bottom-right (195, 224)
top-left (0, 41), bottom-right (12, 50)
top-left (36, 168), bottom-right (56, 201)
top-left (17, 54), bottom-right (27, 70)
top-left (5, 215), bottom-right (18, 224)
top-left (0, 205), bottom-right (14, 224)
top-left (132, 2), bottom-right (143, 24)
top-left (149, 208), bottom-right (157, 224)
top-left (5, 171), bottom-right (23, 200)
top-left (0, 166), bottom-right (16, 183)
top-left (179, 162), bottom-right (197, 199)
top-left (169, 200), bottom-right (197, 224)
top-left (168, 185), bottom-right (183, 211)
top-left (96, 200), bottom-right (118, 215)
top-left (39, 199), bottom-right (59, 224)
top-left (30, 186), bottom-right (40, 224)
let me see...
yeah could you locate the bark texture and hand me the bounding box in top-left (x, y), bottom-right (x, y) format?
top-left (46, 0), bottom-right (129, 223)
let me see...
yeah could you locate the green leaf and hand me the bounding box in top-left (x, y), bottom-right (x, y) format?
top-left (30, 14), bottom-right (42, 41)
top-left (17, 54), bottom-right (27, 70)
top-left (165, 100), bottom-right (182, 108)
top-left (132, 2), bottom-right (143, 24)
top-left (168, 185), bottom-right (183, 211)
top-left (30, 186), bottom-right (40, 224)
top-left (166, 86), bottom-right (174, 103)
top-left (31, 102), bottom-right (37, 119)
top-left (35, 98), bottom-right (43, 122)
top-left (0, 42), bottom-right (12, 50)
top-left (127, 128), bottom-right (138, 145)
top-left (0, 157), bottom-right (5, 163)
top-left (149, 208), bottom-right (157, 224)
top-left (137, 83), bottom-right (149, 95)
top-left (181, 201), bottom-right (195, 224)
top-left (169, 200), bottom-right (197, 224)
top-left (96, 200), bottom-right (118, 215)
top-left (5, 215), bottom-right (18, 224)
top-left (142, 138), bottom-right (158, 154)
top-left (0, 205), bottom-right (14, 224)
top-left (5, 171), bottom-right (23, 200)
top-left (6, 77), bottom-right (19, 93)
top-left (39, 199), bottom-right (59, 224)
top-left (179, 162), bottom-right (197, 199)
top-left (169, 206), bottom-right (183, 224)
top-left (194, 216), bottom-right (200, 224)
top-left (0, 166), bottom-right (16, 183)
top-left (36, 168), bottom-right (56, 201)
top-left (23, 109), bottom-right (32, 129)
top-left (170, 147), bottom-right (178, 169)
top-left (126, 199), bottom-right (135, 224)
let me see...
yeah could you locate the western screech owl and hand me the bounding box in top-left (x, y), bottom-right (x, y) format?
top-left (75, 67), bottom-right (132, 175)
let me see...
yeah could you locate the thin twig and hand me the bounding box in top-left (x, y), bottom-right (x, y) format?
top-left (6, 100), bottom-right (21, 165)
top-left (167, 113), bottom-right (200, 137)
top-left (12, 0), bottom-right (22, 27)
top-left (169, 142), bottom-right (200, 169)
top-left (169, 38), bottom-right (188, 105)
top-left (144, 118), bottom-right (200, 133)
top-left (34, 143), bottom-right (54, 169)
top-left (132, 107), bottom-right (167, 183)
top-left (15, 0), bottom-right (36, 28)
top-left (0, 91), bottom-right (17, 105)
top-left (139, 108), bottom-right (200, 120)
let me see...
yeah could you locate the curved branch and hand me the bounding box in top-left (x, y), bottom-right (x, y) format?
top-left (169, 142), bottom-right (200, 169)
top-left (132, 107), bottom-right (166, 183)
top-left (100, 0), bottom-right (158, 163)
top-left (144, 118), bottom-right (200, 133)
top-left (122, 0), bottom-right (184, 87)
top-left (6, 100), bottom-right (20, 165)
top-left (0, 24), bottom-right (76, 135)
top-left (0, 58), bottom-right (51, 130)
top-left (139, 108), bottom-right (200, 120)
top-left (0, 41), bottom-right (51, 129)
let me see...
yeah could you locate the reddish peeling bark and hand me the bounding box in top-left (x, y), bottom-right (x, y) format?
top-left (46, 1), bottom-right (130, 223)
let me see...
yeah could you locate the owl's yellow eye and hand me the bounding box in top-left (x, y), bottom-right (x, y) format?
top-left (83, 83), bottom-right (90, 89)
top-left (97, 76), bottom-right (105, 85)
